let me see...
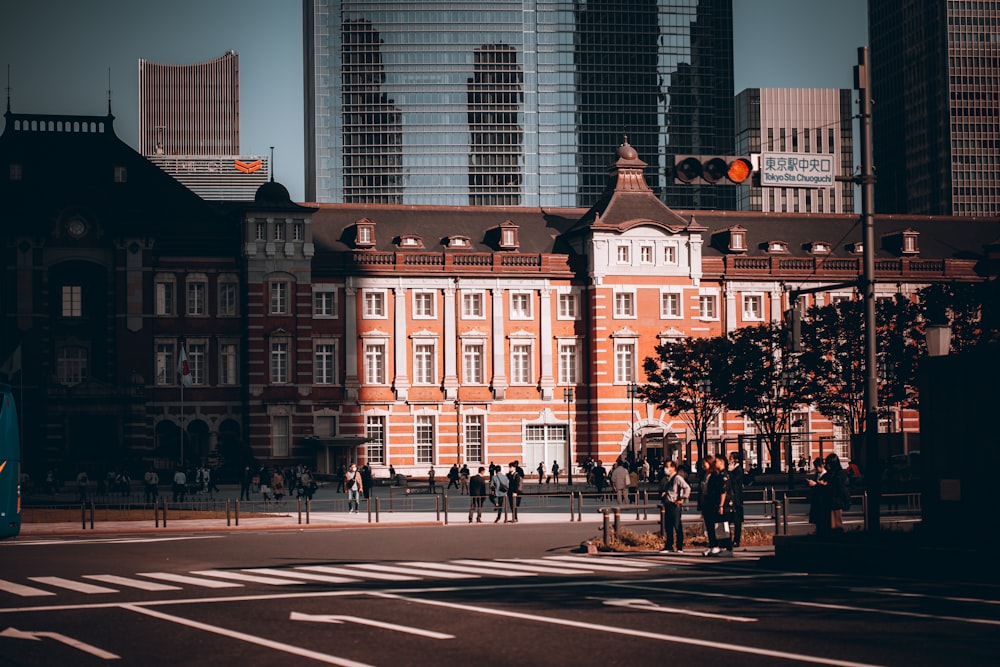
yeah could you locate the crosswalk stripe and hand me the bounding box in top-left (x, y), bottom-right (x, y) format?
top-left (0, 578), bottom-right (57, 597)
top-left (189, 570), bottom-right (306, 586)
top-left (82, 574), bottom-right (181, 591)
top-left (136, 572), bottom-right (243, 588)
top-left (297, 565), bottom-right (416, 581)
top-left (28, 576), bottom-right (118, 594)
top-left (548, 555), bottom-right (660, 569)
top-left (344, 563), bottom-right (474, 579)
top-left (451, 559), bottom-right (588, 575)
top-left (524, 558), bottom-right (647, 573)
top-left (243, 568), bottom-right (358, 584)
top-left (412, 561), bottom-right (533, 578)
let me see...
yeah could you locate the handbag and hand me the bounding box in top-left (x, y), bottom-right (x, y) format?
top-left (717, 520), bottom-right (731, 535)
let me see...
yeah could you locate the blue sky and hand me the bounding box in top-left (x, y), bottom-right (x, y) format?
top-left (0, 0), bottom-right (868, 202)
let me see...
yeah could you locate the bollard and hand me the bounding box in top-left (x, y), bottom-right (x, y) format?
top-left (162, 500), bottom-right (168, 528)
top-left (89, 501), bottom-right (94, 529)
top-left (226, 499), bottom-right (231, 527)
top-left (305, 498), bottom-right (310, 524)
top-left (435, 494), bottom-right (441, 522)
top-left (155, 498), bottom-right (160, 528)
top-left (612, 507), bottom-right (621, 537)
top-left (773, 500), bottom-right (782, 536)
top-left (297, 498), bottom-right (302, 525)
top-left (602, 509), bottom-right (610, 545)
top-left (659, 506), bottom-right (666, 537)
top-left (367, 495), bottom-right (372, 523)
top-left (375, 496), bottom-right (381, 523)
top-left (781, 492), bottom-right (789, 535)
top-left (862, 491), bottom-right (868, 532)
top-left (568, 492), bottom-right (575, 522)
top-left (235, 499), bottom-right (240, 526)
top-left (577, 492), bottom-right (583, 522)
top-left (443, 493), bottom-right (449, 525)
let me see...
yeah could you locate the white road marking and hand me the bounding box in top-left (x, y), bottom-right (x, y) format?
top-left (190, 570), bottom-right (305, 586)
top-left (406, 561), bottom-right (531, 578)
top-left (136, 572), bottom-right (242, 588)
top-left (600, 597), bottom-right (758, 622)
top-left (371, 592), bottom-right (887, 667)
top-left (297, 565), bottom-right (416, 581)
top-left (453, 559), bottom-right (591, 575)
top-left (122, 605), bottom-right (374, 667)
top-left (849, 587), bottom-right (1000, 606)
top-left (82, 575), bottom-right (180, 591)
top-left (289, 611), bottom-right (454, 639)
top-left (27, 577), bottom-right (118, 594)
top-left (343, 563), bottom-right (473, 579)
top-left (243, 568), bottom-right (358, 584)
top-left (526, 558), bottom-right (646, 573)
top-left (0, 627), bottom-right (120, 660)
top-left (0, 579), bottom-right (56, 597)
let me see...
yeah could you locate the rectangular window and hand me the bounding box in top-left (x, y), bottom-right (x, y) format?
top-left (255, 222), bottom-right (266, 241)
top-left (557, 293), bottom-right (578, 320)
top-left (57, 346), bottom-right (88, 385)
top-left (511, 343), bottom-right (532, 384)
top-left (314, 290), bottom-right (337, 317)
top-left (188, 342), bottom-right (206, 385)
top-left (218, 282), bottom-right (238, 316)
top-left (510, 292), bottom-right (532, 319)
top-left (616, 245), bottom-right (630, 264)
top-left (366, 416), bottom-right (385, 465)
top-left (61, 285), bottom-right (82, 317)
top-left (416, 415), bottom-right (435, 464)
top-left (315, 342), bottom-right (337, 385)
top-left (364, 343), bottom-right (386, 384)
top-left (558, 342), bottom-right (578, 384)
top-left (219, 342), bottom-right (238, 385)
top-left (272, 416), bottom-right (290, 458)
top-left (663, 245), bottom-right (678, 264)
top-left (464, 415), bottom-right (484, 463)
top-left (413, 291), bottom-right (435, 318)
top-left (155, 342), bottom-right (176, 386)
top-left (155, 280), bottom-right (175, 316)
top-left (462, 292), bottom-right (484, 319)
top-left (614, 291), bottom-right (635, 318)
top-left (270, 341), bottom-right (289, 384)
top-left (293, 222), bottom-right (304, 241)
top-left (699, 294), bottom-right (718, 320)
top-left (640, 245), bottom-right (654, 264)
top-left (413, 343), bottom-right (436, 385)
top-left (743, 294), bottom-right (764, 321)
top-left (186, 281), bottom-right (207, 316)
top-left (615, 342), bottom-right (635, 384)
top-left (270, 282), bottom-right (288, 314)
top-left (661, 292), bottom-right (681, 318)
top-left (463, 343), bottom-right (484, 384)
top-left (274, 222), bottom-right (286, 241)
top-left (364, 290), bottom-right (385, 318)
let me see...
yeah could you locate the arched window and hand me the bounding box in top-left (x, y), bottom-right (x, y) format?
top-left (57, 346), bottom-right (88, 386)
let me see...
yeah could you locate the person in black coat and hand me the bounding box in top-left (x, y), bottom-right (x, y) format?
top-left (807, 457), bottom-right (830, 535)
top-left (727, 452), bottom-right (746, 548)
top-left (824, 453), bottom-right (851, 532)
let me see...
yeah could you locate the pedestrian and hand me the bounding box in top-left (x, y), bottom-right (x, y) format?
top-left (807, 457), bottom-right (830, 535)
top-left (272, 468), bottom-right (285, 504)
top-left (709, 456), bottom-right (735, 554)
top-left (143, 468), bottom-right (159, 504)
top-left (658, 460), bottom-right (691, 552)
top-left (824, 453), bottom-right (851, 533)
top-left (696, 456), bottom-right (724, 556)
top-left (345, 464), bottom-right (363, 513)
top-left (610, 460), bottom-right (630, 505)
top-left (240, 465), bottom-right (252, 501)
top-left (389, 464), bottom-right (397, 485)
top-left (728, 452), bottom-right (746, 548)
top-left (76, 470), bottom-right (89, 503)
top-left (551, 460), bottom-right (560, 484)
top-left (428, 466), bottom-right (437, 492)
top-left (536, 461), bottom-right (545, 484)
top-left (361, 464), bottom-right (373, 501)
top-left (172, 467), bottom-right (187, 503)
top-left (459, 464), bottom-right (470, 494)
top-left (468, 466), bottom-right (487, 523)
top-left (505, 462), bottom-right (522, 523)
top-left (591, 460), bottom-right (607, 497)
top-left (447, 463), bottom-right (460, 490)
top-left (490, 466), bottom-right (510, 523)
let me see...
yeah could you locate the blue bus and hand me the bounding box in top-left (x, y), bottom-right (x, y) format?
top-left (0, 384), bottom-right (21, 538)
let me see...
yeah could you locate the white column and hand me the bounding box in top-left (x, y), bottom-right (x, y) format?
top-left (442, 283), bottom-right (458, 400)
top-left (769, 289), bottom-right (783, 323)
top-left (724, 283), bottom-right (737, 333)
top-left (393, 286), bottom-right (409, 401)
top-left (491, 287), bottom-right (508, 400)
top-left (344, 284), bottom-right (359, 401)
top-left (539, 286), bottom-right (555, 400)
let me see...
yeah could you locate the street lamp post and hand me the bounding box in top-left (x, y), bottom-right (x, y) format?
top-left (564, 387), bottom-right (574, 486)
top-left (627, 383), bottom-right (639, 463)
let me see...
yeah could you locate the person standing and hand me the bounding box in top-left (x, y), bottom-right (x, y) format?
top-left (658, 460), bottom-right (691, 552)
top-left (172, 467), bottom-right (187, 503)
top-left (143, 468), bottom-right (159, 504)
top-left (551, 461), bottom-right (560, 484)
top-left (468, 466), bottom-right (487, 523)
top-left (76, 470), bottom-right (89, 503)
top-left (345, 464), bottom-right (363, 513)
top-left (536, 461), bottom-right (545, 484)
top-left (728, 452), bottom-right (746, 548)
top-left (240, 465), bottom-right (252, 501)
top-left (459, 464), bottom-right (470, 494)
top-left (824, 453), bottom-right (851, 533)
top-left (696, 456), bottom-right (723, 556)
top-left (361, 464), bottom-right (373, 502)
top-left (491, 466), bottom-right (510, 523)
top-left (807, 457), bottom-right (830, 535)
top-left (610, 460), bottom-right (630, 505)
top-left (506, 462), bottom-right (522, 523)
top-left (427, 466), bottom-right (437, 493)
top-left (591, 460), bottom-right (608, 497)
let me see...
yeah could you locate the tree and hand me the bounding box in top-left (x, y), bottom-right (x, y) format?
top-left (724, 323), bottom-right (812, 473)
top-left (917, 281), bottom-right (1000, 352)
top-left (641, 336), bottom-right (734, 462)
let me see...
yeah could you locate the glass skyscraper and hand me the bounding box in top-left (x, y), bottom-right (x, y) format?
top-left (304, 0), bottom-right (736, 209)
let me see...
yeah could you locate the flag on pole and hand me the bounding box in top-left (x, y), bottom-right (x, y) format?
top-left (0, 345), bottom-right (21, 380)
top-left (177, 346), bottom-right (193, 387)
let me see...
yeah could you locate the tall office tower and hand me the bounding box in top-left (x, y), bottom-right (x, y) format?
top-left (304, 0), bottom-right (737, 209)
top-left (869, 1), bottom-right (1000, 216)
top-left (139, 51), bottom-right (267, 200)
top-left (735, 88), bottom-right (856, 213)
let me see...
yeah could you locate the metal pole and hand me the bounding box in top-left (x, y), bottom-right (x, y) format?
top-left (857, 46), bottom-right (881, 534)
top-left (565, 387), bottom-right (574, 487)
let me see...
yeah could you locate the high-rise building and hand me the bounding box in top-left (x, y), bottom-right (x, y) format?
top-left (869, 0), bottom-right (1000, 216)
top-left (735, 88), bottom-right (855, 214)
top-left (139, 51), bottom-right (268, 200)
top-left (304, 0), bottom-right (737, 209)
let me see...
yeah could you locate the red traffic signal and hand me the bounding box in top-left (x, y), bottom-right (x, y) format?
top-left (672, 156), bottom-right (753, 185)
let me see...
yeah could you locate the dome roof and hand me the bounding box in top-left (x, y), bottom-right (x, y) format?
top-left (254, 180), bottom-right (292, 206)
top-left (616, 138), bottom-right (638, 161)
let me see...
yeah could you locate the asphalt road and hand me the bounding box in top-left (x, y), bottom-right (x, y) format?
top-left (1, 524), bottom-right (997, 666)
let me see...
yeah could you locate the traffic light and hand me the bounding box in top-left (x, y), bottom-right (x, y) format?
top-left (783, 303), bottom-right (802, 353)
top-left (671, 155), bottom-right (753, 185)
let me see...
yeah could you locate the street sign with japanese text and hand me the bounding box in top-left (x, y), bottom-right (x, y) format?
top-left (759, 152), bottom-right (835, 188)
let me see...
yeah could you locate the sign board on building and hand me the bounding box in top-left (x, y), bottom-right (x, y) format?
top-left (759, 152), bottom-right (835, 188)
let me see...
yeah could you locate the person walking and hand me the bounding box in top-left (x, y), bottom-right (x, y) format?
top-left (658, 460), bottom-right (691, 552)
top-left (490, 466), bottom-right (510, 523)
top-left (459, 464), bottom-right (470, 494)
top-left (824, 453), bottom-right (851, 533)
top-left (610, 460), bottom-right (630, 505)
top-left (447, 463), bottom-right (460, 490)
top-left (345, 464), bottom-right (363, 513)
top-left (143, 468), bottom-right (159, 504)
top-left (468, 466), bottom-right (487, 523)
top-left (696, 456), bottom-right (724, 556)
top-left (361, 464), bottom-right (373, 502)
top-left (172, 467), bottom-right (187, 503)
top-left (240, 465), bottom-right (253, 501)
top-left (728, 452), bottom-right (746, 548)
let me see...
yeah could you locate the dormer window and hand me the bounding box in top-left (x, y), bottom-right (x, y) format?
top-left (498, 220), bottom-right (519, 250)
top-left (765, 240), bottom-right (789, 254)
top-left (713, 225), bottom-right (747, 254)
top-left (354, 218), bottom-right (376, 248)
top-left (902, 230), bottom-right (919, 255)
top-left (398, 234), bottom-right (424, 249)
top-left (730, 228), bottom-right (746, 252)
top-left (848, 242), bottom-right (864, 255)
top-left (448, 236), bottom-right (471, 249)
top-left (807, 241), bottom-right (831, 255)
